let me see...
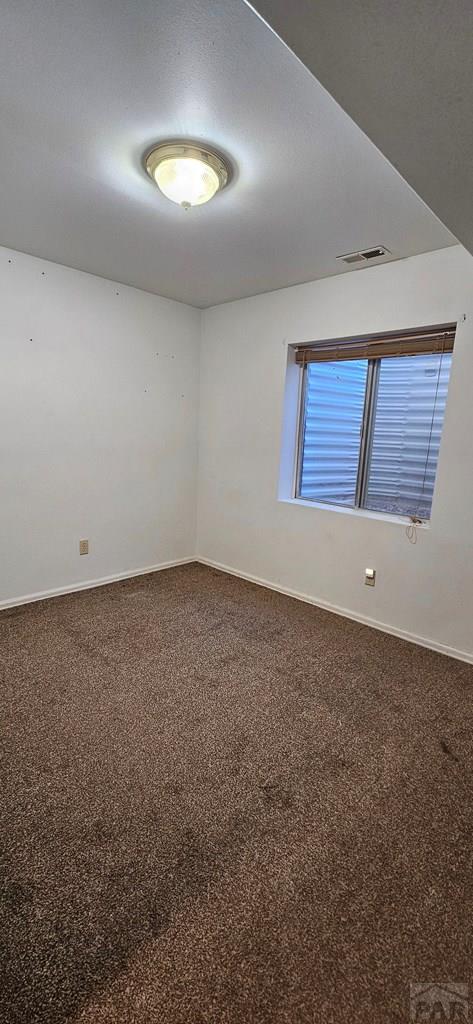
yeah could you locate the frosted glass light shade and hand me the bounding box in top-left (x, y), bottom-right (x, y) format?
top-left (145, 142), bottom-right (230, 209)
top-left (155, 157), bottom-right (219, 207)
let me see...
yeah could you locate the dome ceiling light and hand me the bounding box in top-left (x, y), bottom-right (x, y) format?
top-left (145, 141), bottom-right (231, 209)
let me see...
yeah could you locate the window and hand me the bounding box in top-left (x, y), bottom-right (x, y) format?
top-left (295, 324), bottom-right (455, 520)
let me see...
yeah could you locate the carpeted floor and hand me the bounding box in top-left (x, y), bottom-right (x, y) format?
top-left (1, 562), bottom-right (472, 1024)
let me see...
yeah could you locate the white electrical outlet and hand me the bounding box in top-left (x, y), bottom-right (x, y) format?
top-left (365, 568), bottom-right (376, 586)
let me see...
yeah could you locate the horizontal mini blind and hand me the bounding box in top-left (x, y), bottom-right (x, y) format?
top-left (295, 324), bottom-right (456, 365)
top-left (364, 352), bottom-right (452, 519)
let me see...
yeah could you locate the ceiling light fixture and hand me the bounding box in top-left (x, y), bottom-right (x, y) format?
top-left (145, 141), bottom-right (230, 209)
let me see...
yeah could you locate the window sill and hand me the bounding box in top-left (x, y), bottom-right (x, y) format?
top-left (279, 496), bottom-right (430, 529)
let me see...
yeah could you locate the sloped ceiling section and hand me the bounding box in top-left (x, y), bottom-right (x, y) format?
top-left (247, 0), bottom-right (473, 254)
top-left (0, 0), bottom-right (456, 307)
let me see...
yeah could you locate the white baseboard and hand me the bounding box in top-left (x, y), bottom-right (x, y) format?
top-left (0, 557), bottom-right (195, 611)
top-left (197, 556), bottom-right (473, 666)
top-left (3, 553), bottom-right (472, 666)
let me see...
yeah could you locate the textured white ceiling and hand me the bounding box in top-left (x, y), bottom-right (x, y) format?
top-left (0, 0), bottom-right (456, 307)
top-left (248, 0), bottom-right (473, 263)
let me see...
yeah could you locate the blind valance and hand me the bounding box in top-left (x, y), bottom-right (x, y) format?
top-left (294, 323), bottom-right (456, 365)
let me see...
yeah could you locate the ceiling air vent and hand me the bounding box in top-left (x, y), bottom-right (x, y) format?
top-left (336, 246), bottom-right (391, 266)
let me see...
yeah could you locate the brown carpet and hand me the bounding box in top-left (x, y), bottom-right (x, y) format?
top-left (1, 562), bottom-right (472, 1024)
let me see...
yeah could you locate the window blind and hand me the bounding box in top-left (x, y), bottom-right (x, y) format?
top-left (363, 352), bottom-right (452, 518)
top-left (295, 323), bottom-right (456, 365)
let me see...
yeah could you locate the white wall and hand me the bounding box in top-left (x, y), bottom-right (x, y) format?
top-left (3, 243), bottom-right (473, 662)
top-left (197, 246), bottom-right (473, 662)
top-left (0, 247), bottom-right (200, 605)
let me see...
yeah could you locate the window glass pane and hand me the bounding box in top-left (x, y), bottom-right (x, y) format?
top-left (298, 360), bottom-right (368, 506)
top-left (364, 352), bottom-right (452, 519)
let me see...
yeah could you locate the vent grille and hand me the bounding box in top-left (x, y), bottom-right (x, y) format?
top-left (336, 246), bottom-right (391, 266)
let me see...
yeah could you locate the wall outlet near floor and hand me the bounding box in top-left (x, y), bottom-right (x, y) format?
top-left (365, 568), bottom-right (376, 586)
top-left (79, 539), bottom-right (89, 556)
